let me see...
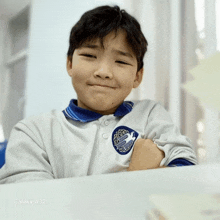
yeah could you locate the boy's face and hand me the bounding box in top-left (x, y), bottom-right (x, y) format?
top-left (67, 30), bottom-right (143, 115)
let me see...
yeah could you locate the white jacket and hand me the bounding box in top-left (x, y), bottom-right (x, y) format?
top-left (0, 99), bottom-right (197, 184)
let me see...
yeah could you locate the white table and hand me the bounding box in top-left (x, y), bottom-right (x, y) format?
top-left (1, 164), bottom-right (220, 220)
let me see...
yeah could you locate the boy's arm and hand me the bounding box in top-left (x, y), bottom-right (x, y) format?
top-left (127, 101), bottom-right (197, 172)
top-left (0, 122), bottom-right (54, 184)
top-left (127, 139), bottom-right (195, 171)
top-left (127, 138), bottom-right (165, 171)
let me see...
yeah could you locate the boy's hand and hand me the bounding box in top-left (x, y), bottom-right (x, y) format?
top-left (127, 138), bottom-right (165, 171)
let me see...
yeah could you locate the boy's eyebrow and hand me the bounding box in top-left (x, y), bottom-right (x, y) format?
top-left (80, 44), bottom-right (100, 49)
top-left (112, 49), bottom-right (134, 58)
top-left (80, 44), bottom-right (134, 58)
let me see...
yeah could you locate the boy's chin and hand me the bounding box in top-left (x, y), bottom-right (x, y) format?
top-left (88, 102), bottom-right (121, 115)
top-left (78, 97), bottom-right (125, 115)
top-left (91, 105), bottom-right (118, 115)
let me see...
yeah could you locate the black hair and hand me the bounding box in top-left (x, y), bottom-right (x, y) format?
top-left (67, 5), bottom-right (148, 71)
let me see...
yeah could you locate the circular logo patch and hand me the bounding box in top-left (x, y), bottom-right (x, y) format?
top-left (112, 126), bottom-right (139, 155)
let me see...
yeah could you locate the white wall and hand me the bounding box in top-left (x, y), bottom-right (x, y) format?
top-left (0, 19), bottom-right (7, 139)
top-left (25, 0), bottom-right (132, 117)
top-left (0, 1), bottom-right (31, 139)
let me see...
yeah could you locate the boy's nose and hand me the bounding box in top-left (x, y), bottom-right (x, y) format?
top-left (94, 63), bottom-right (113, 79)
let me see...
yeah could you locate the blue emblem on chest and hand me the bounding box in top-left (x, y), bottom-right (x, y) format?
top-left (112, 126), bottom-right (139, 155)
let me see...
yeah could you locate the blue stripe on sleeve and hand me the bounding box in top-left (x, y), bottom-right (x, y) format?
top-left (167, 158), bottom-right (195, 167)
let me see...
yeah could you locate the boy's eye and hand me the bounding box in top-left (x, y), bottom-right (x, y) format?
top-left (81, 54), bottom-right (96, 58)
top-left (116, 60), bottom-right (130, 65)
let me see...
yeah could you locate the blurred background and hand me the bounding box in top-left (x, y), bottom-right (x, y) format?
top-left (0, 0), bottom-right (219, 164)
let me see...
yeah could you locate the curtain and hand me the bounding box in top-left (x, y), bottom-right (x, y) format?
top-left (127, 0), bottom-right (170, 111)
top-left (127, 0), bottom-right (200, 159)
top-left (181, 0), bottom-right (201, 159)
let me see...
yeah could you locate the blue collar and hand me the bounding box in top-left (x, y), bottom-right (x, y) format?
top-left (63, 99), bottom-right (134, 122)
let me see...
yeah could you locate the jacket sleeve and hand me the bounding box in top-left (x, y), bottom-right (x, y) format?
top-left (0, 121), bottom-right (54, 184)
top-left (144, 102), bottom-right (198, 166)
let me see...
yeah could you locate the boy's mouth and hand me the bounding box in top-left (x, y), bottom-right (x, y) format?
top-left (89, 84), bottom-right (116, 89)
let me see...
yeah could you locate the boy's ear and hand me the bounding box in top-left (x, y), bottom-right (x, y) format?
top-left (133, 68), bottom-right (144, 88)
top-left (66, 56), bottom-right (73, 77)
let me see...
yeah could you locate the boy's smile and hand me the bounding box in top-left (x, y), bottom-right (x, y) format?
top-left (67, 30), bottom-right (143, 115)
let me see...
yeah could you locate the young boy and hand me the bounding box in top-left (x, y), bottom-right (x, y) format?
top-left (0, 5), bottom-right (197, 184)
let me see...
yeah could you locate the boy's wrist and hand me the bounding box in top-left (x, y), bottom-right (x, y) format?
top-left (127, 164), bottom-right (167, 171)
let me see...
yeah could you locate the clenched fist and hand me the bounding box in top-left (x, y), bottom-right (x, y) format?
top-left (127, 138), bottom-right (165, 171)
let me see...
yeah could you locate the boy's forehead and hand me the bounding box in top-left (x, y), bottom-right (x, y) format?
top-left (81, 37), bottom-right (102, 47)
top-left (79, 30), bottom-right (133, 52)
